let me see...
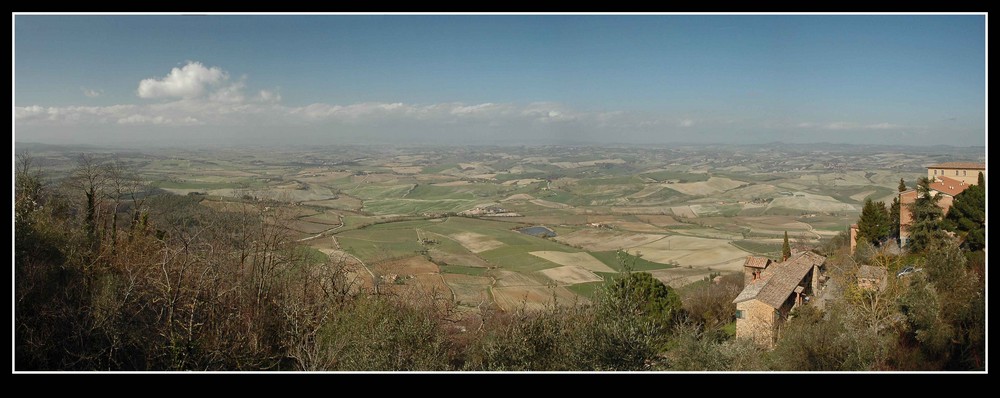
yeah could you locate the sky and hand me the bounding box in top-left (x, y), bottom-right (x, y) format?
top-left (13, 14), bottom-right (987, 147)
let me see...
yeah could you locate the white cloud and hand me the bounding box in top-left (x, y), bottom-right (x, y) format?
top-left (15, 99), bottom-right (636, 130)
top-left (813, 121), bottom-right (905, 130)
top-left (864, 122), bottom-right (902, 130)
top-left (257, 89), bottom-right (281, 103)
top-left (117, 114), bottom-right (169, 125)
top-left (208, 79), bottom-right (246, 103)
top-left (823, 121), bottom-right (855, 130)
top-left (137, 61), bottom-right (228, 99)
top-left (81, 87), bottom-right (102, 98)
top-left (18, 61), bottom-right (733, 144)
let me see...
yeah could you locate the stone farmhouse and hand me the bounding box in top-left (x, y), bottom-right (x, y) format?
top-left (733, 251), bottom-right (826, 347)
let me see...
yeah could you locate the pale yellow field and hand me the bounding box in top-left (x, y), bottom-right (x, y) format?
top-left (670, 206), bottom-right (698, 218)
top-left (553, 229), bottom-right (665, 252)
top-left (373, 256), bottom-right (440, 276)
top-left (501, 178), bottom-right (545, 186)
top-left (529, 199), bottom-right (572, 209)
top-left (529, 251), bottom-right (616, 273)
top-left (767, 192), bottom-right (857, 212)
top-left (391, 166), bottom-right (423, 174)
top-left (663, 177), bottom-right (746, 196)
top-left (538, 265), bottom-right (604, 285)
top-left (605, 221), bottom-right (667, 233)
top-left (632, 235), bottom-right (752, 270)
top-left (501, 193), bottom-right (536, 201)
top-left (449, 232), bottom-right (506, 253)
top-left (609, 206), bottom-right (676, 215)
top-left (634, 214), bottom-right (688, 227)
top-left (432, 180), bottom-right (473, 187)
top-left (647, 267), bottom-right (722, 288)
top-left (551, 158), bottom-right (626, 169)
top-left (493, 270), bottom-right (544, 287)
top-left (491, 285), bottom-right (583, 311)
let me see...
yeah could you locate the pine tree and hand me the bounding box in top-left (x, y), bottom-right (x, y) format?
top-left (906, 177), bottom-right (946, 252)
top-left (782, 231), bottom-right (791, 261)
top-left (857, 198), bottom-right (890, 246)
top-left (898, 178), bottom-right (907, 192)
top-left (943, 172), bottom-right (985, 252)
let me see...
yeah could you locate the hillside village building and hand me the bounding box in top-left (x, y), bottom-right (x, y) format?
top-left (733, 251), bottom-right (826, 347)
top-left (926, 162), bottom-right (985, 186)
top-left (899, 162), bottom-right (985, 246)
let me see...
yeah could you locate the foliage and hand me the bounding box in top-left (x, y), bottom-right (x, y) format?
top-left (942, 172), bottom-right (985, 252)
top-left (905, 178), bottom-right (947, 253)
top-left (609, 271), bottom-right (684, 330)
top-left (680, 273), bottom-right (743, 332)
top-left (768, 305), bottom-right (854, 370)
top-left (889, 196), bottom-right (901, 241)
top-left (782, 231), bottom-right (791, 260)
top-left (664, 322), bottom-right (767, 371)
top-left (857, 198), bottom-right (891, 246)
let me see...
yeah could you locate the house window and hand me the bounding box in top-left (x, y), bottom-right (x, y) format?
top-left (736, 310), bottom-right (744, 319)
top-left (934, 170), bottom-right (937, 175)
top-left (956, 170), bottom-right (960, 176)
top-left (964, 170), bottom-right (967, 176)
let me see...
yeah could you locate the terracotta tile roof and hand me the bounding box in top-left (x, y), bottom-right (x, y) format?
top-left (930, 176), bottom-right (971, 197)
top-left (743, 256), bottom-right (771, 269)
top-left (733, 277), bottom-right (768, 304)
top-left (733, 251), bottom-right (825, 309)
top-left (927, 162), bottom-right (985, 170)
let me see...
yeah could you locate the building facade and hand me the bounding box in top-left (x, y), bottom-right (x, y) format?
top-left (926, 162), bottom-right (985, 186)
top-left (733, 251), bottom-right (826, 347)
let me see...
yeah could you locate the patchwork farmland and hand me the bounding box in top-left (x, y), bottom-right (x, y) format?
top-left (21, 143), bottom-right (957, 313)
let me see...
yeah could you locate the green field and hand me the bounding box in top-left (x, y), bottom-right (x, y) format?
top-left (730, 240), bottom-right (781, 256)
top-left (438, 264), bottom-right (490, 276)
top-left (641, 171), bottom-right (710, 183)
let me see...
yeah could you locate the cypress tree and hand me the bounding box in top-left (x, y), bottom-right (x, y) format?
top-left (782, 231), bottom-right (791, 261)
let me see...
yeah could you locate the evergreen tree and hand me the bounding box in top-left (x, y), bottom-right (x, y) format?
top-left (943, 172), bottom-right (985, 252)
top-left (889, 196), bottom-right (901, 241)
top-left (889, 178), bottom-right (904, 241)
top-left (906, 177), bottom-right (946, 252)
top-left (782, 231), bottom-right (791, 261)
top-left (857, 198), bottom-right (891, 246)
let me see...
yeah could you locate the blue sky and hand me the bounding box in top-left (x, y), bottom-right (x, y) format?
top-left (14, 14), bottom-right (986, 146)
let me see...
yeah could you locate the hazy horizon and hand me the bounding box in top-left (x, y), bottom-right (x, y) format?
top-left (14, 14), bottom-right (987, 147)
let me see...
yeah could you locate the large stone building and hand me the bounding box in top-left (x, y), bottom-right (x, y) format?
top-left (899, 161), bottom-right (985, 246)
top-left (733, 251), bottom-right (826, 347)
top-left (926, 162), bottom-right (985, 186)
